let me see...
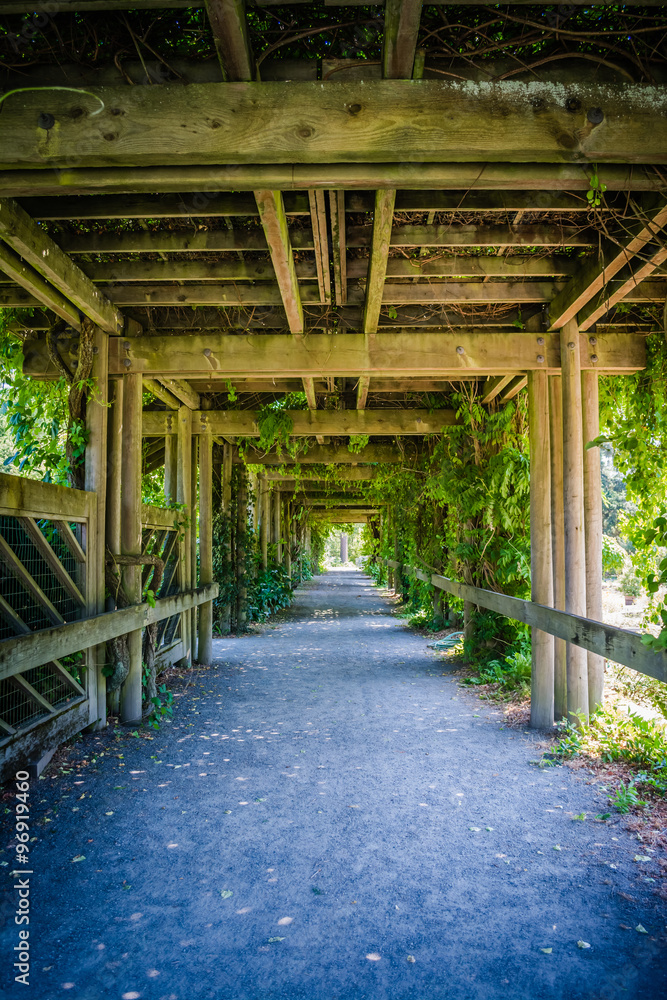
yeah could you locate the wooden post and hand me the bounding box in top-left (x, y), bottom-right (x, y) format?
top-left (284, 500), bottom-right (292, 579)
top-left (528, 370), bottom-right (554, 729)
top-left (105, 378), bottom-right (122, 714)
top-left (221, 443), bottom-right (233, 633)
top-left (197, 419), bottom-right (213, 666)
top-left (340, 532), bottom-right (348, 564)
top-left (177, 406), bottom-right (192, 665)
top-left (164, 434), bottom-right (177, 504)
top-left (273, 487), bottom-right (282, 564)
top-left (236, 465), bottom-right (247, 630)
top-left (119, 373), bottom-right (143, 724)
top-left (190, 435), bottom-right (198, 657)
top-left (561, 321), bottom-right (589, 723)
top-left (85, 326), bottom-right (108, 730)
top-left (582, 370), bottom-right (604, 713)
top-left (260, 477), bottom-right (269, 570)
top-left (549, 375), bottom-right (567, 721)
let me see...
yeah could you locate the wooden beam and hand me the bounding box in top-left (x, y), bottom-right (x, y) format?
top-left (58, 228), bottom-right (311, 255)
top-left (308, 190), bottom-right (331, 305)
top-left (528, 371), bottom-right (554, 728)
top-left (329, 191), bottom-right (347, 306)
top-left (481, 375), bottom-right (513, 404)
top-left (237, 443), bottom-right (407, 465)
top-left (576, 247), bottom-right (667, 329)
top-left (499, 375), bottom-right (528, 401)
top-left (383, 0), bottom-right (423, 79)
top-left (364, 189), bottom-right (396, 335)
top-left (548, 200), bottom-right (667, 330)
top-left (265, 467), bottom-right (378, 482)
top-left (144, 408), bottom-right (457, 437)
top-left (376, 256), bottom-right (579, 279)
top-left (119, 373), bottom-right (144, 724)
top-left (582, 370), bottom-right (604, 712)
top-left (101, 331), bottom-right (648, 379)
top-left (356, 376), bottom-right (371, 410)
top-left (197, 418), bottom-right (214, 665)
top-left (4, 81), bottom-right (667, 169)
top-left (377, 280), bottom-right (564, 305)
top-left (0, 240), bottom-right (81, 328)
top-left (54, 258), bottom-right (318, 284)
top-left (3, 164), bottom-right (664, 200)
top-left (156, 377), bottom-right (200, 410)
top-left (0, 199), bottom-right (124, 334)
top-left (255, 190), bottom-right (304, 335)
top-left (206, 0), bottom-right (255, 82)
top-left (549, 375), bottom-right (567, 722)
top-left (143, 378), bottom-right (181, 409)
top-left (356, 223), bottom-right (596, 249)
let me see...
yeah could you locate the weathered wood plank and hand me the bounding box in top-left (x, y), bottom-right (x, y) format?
top-left (378, 280), bottom-right (564, 304)
top-left (481, 375), bottom-right (514, 404)
top-left (238, 443), bottom-right (405, 465)
top-left (329, 190), bottom-right (347, 306)
top-left (59, 228), bottom-right (311, 255)
top-left (144, 377), bottom-right (181, 409)
top-left (351, 223), bottom-right (596, 249)
top-left (0, 698), bottom-right (90, 785)
top-left (356, 376), bottom-right (371, 409)
top-left (144, 408), bottom-right (457, 437)
top-left (0, 474), bottom-right (92, 522)
top-left (576, 246), bottom-right (667, 329)
top-left (309, 190), bottom-right (332, 305)
top-left (58, 258), bottom-right (318, 284)
top-left (87, 283), bottom-right (322, 309)
top-left (0, 199), bottom-right (124, 334)
top-left (141, 504), bottom-right (178, 531)
top-left (375, 256), bottom-right (578, 279)
top-left (53, 520), bottom-right (87, 564)
top-left (383, 0), bottom-right (422, 79)
top-left (101, 331), bottom-right (645, 379)
top-left (0, 584), bottom-right (218, 679)
top-left (3, 81), bottom-right (667, 168)
top-left (157, 377), bottom-right (200, 410)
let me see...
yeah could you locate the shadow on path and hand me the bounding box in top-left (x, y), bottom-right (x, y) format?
top-left (3, 569), bottom-right (665, 999)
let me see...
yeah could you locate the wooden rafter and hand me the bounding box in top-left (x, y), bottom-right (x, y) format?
top-left (0, 240), bottom-right (81, 328)
top-left (548, 199), bottom-right (667, 330)
top-left (363, 190), bottom-right (397, 336)
top-left (576, 248), bottom-right (667, 330)
top-left (308, 190), bottom-right (331, 305)
top-left (205, 0), bottom-right (255, 82)
top-left (144, 378), bottom-right (182, 410)
top-left (329, 191), bottom-right (347, 306)
top-left (236, 444), bottom-right (405, 465)
top-left (255, 190), bottom-right (304, 334)
top-left (481, 375), bottom-right (514, 404)
top-left (0, 199), bottom-right (125, 334)
top-left (155, 378), bottom-right (200, 410)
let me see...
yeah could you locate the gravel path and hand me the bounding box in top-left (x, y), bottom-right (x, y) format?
top-left (2, 568), bottom-right (666, 999)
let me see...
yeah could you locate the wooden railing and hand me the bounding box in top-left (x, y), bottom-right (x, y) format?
top-left (387, 559), bottom-right (667, 684)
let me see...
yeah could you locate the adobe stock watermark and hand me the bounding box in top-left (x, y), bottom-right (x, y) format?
top-left (11, 770), bottom-right (32, 987)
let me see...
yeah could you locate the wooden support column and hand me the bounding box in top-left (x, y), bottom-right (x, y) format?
top-left (260, 477), bottom-right (269, 571)
top-left (164, 434), bottom-right (178, 505)
top-left (177, 406), bottom-right (193, 665)
top-left (236, 466), bottom-right (248, 630)
top-left (190, 435), bottom-right (198, 654)
top-left (383, 0), bottom-right (423, 79)
top-left (85, 326), bottom-right (108, 730)
top-left (273, 487), bottom-right (282, 565)
top-left (205, 0), bottom-right (255, 82)
top-left (119, 373), bottom-right (143, 725)
top-left (549, 375), bottom-right (567, 721)
top-left (582, 370), bottom-right (604, 713)
top-left (528, 370), bottom-right (554, 729)
top-left (561, 321), bottom-right (589, 723)
top-left (197, 417), bottom-right (213, 666)
top-left (284, 500), bottom-right (292, 579)
top-left (221, 443), bottom-right (233, 633)
top-left (106, 380), bottom-right (123, 596)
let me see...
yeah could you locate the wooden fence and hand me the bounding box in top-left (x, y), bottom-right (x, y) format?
top-left (0, 474), bottom-right (217, 781)
top-left (387, 559), bottom-right (667, 684)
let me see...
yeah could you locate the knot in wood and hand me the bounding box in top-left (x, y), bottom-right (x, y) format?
top-left (567, 341), bottom-right (575, 350)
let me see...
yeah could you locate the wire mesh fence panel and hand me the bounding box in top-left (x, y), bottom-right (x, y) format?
top-left (0, 678), bottom-right (46, 731)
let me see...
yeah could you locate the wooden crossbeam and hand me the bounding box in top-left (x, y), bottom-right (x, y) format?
top-left (0, 199), bottom-right (124, 334)
top-left (206, 0), bottom-right (255, 82)
top-left (480, 375), bottom-right (514, 404)
top-left (2, 284), bottom-right (322, 310)
top-left (499, 375), bottom-right (528, 401)
top-left (548, 200), bottom-right (667, 330)
top-left (363, 190), bottom-right (396, 335)
top-left (59, 229), bottom-right (313, 255)
top-left (3, 165), bottom-right (663, 200)
top-left (236, 444), bottom-right (405, 465)
top-left (329, 191), bottom-right (347, 306)
top-left (18, 190), bottom-right (591, 222)
top-left (265, 468), bottom-right (378, 481)
top-left (371, 223), bottom-right (595, 249)
top-left (5, 81), bottom-right (667, 170)
top-left (46, 258), bottom-right (318, 284)
top-left (144, 409), bottom-right (458, 438)
top-left (356, 376), bottom-right (371, 410)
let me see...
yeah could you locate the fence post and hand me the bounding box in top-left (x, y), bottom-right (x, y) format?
top-left (582, 370), bottom-right (604, 712)
top-left (561, 321), bottom-right (589, 724)
top-left (197, 416), bottom-right (213, 666)
top-left (259, 476), bottom-right (269, 571)
top-left (273, 487), bottom-right (282, 565)
top-left (119, 373), bottom-right (143, 724)
top-left (236, 465), bottom-right (248, 630)
top-left (528, 370), bottom-right (554, 728)
top-left (549, 375), bottom-right (567, 721)
top-left (85, 326), bottom-right (108, 730)
top-left (222, 443), bottom-right (233, 633)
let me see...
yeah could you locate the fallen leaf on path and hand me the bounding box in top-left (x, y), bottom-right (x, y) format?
top-left (540, 948), bottom-right (552, 954)
top-left (577, 941), bottom-right (591, 949)
top-left (71, 855), bottom-right (85, 862)
top-left (366, 953), bottom-right (381, 961)
top-left (406, 955), bottom-right (416, 963)
top-left (634, 855), bottom-right (651, 862)
top-left (469, 827), bottom-right (481, 832)
top-left (268, 937), bottom-right (285, 943)
top-left (635, 924), bottom-right (648, 934)
top-left (220, 890), bottom-right (233, 899)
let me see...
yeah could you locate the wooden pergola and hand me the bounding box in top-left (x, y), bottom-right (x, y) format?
top-left (0, 0), bottom-right (666, 770)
